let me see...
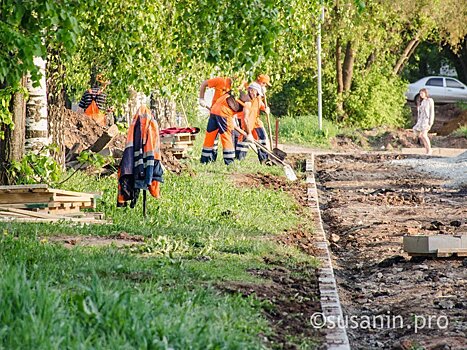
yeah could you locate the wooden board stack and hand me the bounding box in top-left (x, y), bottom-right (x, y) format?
top-left (160, 132), bottom-right (196, 159)
top-left (0, 184), bottom-right (107, 224)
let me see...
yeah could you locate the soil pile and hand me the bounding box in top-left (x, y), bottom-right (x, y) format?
top-left (62, 107), bottom-right (185, 173)
top-left (437, 109), bottom-right (467, 136)
top-left (63, 108), bottom-right (113, 152)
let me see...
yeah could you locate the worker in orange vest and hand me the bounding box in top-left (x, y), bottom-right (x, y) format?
top-left (235, 82), bottom-right (269, 162)
top-left (198, 76), bottom-right (236, 161)
top-left (200, 90), bottom-right (243, 165)
top-left (77, 74), bottom-right (111, 126)
top-left (198, 76), bottom-right (233, 108)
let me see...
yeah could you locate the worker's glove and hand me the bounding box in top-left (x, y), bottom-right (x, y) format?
top-left (198, 98), bottom-right (208, 109)
top-left (246, 133), bottom-right (255, 143)
top-left (265, 106), bottom-right (270, 115)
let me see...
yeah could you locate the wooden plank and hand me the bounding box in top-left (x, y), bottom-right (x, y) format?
top-left (172, 141), bottom-right (194, 146)
top-left (0, 206), bottom-right (63, 220)
top-left (52, 194), bottom-right (95, 202)
top-left (88, 124), bottom-right (119, 153)
top-left (4, 202), bottom-right (50, 209)
top-left (0, 192), bottom-right (54, 204)
top-left (0, 211), bottom-right (28, 218)
top-left (48, 188), bottom-right (99, 198)
top-left (65, 142), bottom-right (81, 162)
top-left (0, 184), bottom-right (49, 191)
top-left (437, 248), bottom-right (467, 257)
top-left (0, 217), bottom-right (109, 224)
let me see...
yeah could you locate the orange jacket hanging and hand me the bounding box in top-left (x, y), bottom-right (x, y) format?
top-left (117, 106), bottom-right (163, 207)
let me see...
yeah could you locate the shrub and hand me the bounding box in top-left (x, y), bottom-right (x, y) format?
top-left (344, 68), bottom-right (409, 128)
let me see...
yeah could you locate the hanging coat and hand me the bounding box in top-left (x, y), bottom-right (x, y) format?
top-left (117, 106), bottom-right (164, 208)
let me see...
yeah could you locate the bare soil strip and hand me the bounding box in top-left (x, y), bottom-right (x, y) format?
top-left (315, 154), bottom-right (467, 350)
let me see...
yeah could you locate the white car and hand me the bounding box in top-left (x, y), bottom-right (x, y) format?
top-left (406, 76), bottom-right (467, 104)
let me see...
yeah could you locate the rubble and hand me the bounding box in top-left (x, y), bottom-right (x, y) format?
top-left (316, 154), bottom-right (467, 350)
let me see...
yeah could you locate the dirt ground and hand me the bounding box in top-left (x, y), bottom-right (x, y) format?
top-left (229, 172), bottom-right (323, 349)
top-left (221, 265), bottom-right (321, 349)
top-left (44, 232), bottom-right (146, 248)
top-left (330, 103), bottom-right (467, 152)
top-left (315, 154), bottom-right (467, 350)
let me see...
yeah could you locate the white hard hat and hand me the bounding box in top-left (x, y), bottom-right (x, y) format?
top-left (248, 82), bottom-right (263, 97)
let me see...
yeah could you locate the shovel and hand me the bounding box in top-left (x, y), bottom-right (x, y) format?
top-left (235, 127), bottom-right (297, 181)
top-left (263, 94), bottom-right (287, 161)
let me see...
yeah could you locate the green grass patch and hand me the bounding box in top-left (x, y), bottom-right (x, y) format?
top-left (0, 154), bottom-right (319, 349)
top-left (274, 114), bottom-right (339, 148)
top-left (452, 125), bottom-right (467, 138)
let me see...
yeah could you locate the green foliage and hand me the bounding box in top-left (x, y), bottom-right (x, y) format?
top-left (402, 42), bottom-right (449, 83)
top-left (452, 125), bottom-right (467, 138)
top-left (77, 150), bottom-right (112, 170)
top-left (275, 114), bottom-right (339, 148)
top-left (343, 69), bottom-right (409, 128)
top-left (115, 121), bottom-right (128, 134)
top-left (456, 101), bottom-right (467, 111)
top-left (0, 0), bottom-right (80, 87)
top-left (9, 145), bottom-right (62, 185)
top-left (0, 86), bottom-right (26, 139)
top-left (269, 68), bottom-right (337, 120)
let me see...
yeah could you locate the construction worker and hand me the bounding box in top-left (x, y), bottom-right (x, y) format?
top-left (77, 74), bottom-right (111, 126)
top-left (198, 76), bottom-right (233, 108)
top-left (256, 74), bottom-right (272, 96)
top-left (198, 76), bottom-right (235, 161)
top-left (235, 82), bottom-right (269, 163)
top-left (200, 90), bottom-right (242, 165)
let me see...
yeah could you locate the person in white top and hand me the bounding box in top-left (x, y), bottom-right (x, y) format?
top-left (413, 88), bottom-right (435, 155)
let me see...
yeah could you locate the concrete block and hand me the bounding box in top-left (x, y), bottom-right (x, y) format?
top-left (462, 235), bottom-right (467, 248)
top-left (306, 176), bottom-right (316, 184)
top-left (327, 345), bottom-right (350, 350)
top-left (403, 235), bottom-right (466, 254)
top-left (319, 277), bottom-right (336, 284)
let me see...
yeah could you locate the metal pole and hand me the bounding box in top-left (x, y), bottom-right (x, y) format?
top-left (317, 5), bottom-right (324, 131)
top-left (143, 190), bottom-right (147, 218)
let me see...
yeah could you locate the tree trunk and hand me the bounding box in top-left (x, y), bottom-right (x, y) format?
top-left (334, 0), bottom-right (346, 121)
top-left (336, 38), bottom-right (344, 94)
top-left (342, 41), bottom-right (355, 91)
top-left (150, 93), bottom-right (177, 129)
top-left (25, 57), bottom-right (49, 152)
top-left (443, 39), bottom-right (467, 83)
top-left (365, 52), bottom-right (376, 71)
top-left (336, 37), bottom-right (345, 120)
top-left (47, 47), bottom-right (67, 165)
top-left (0, 78), bottom-right (27, 184)
top-left (394, 38), bottom-right (420, 75)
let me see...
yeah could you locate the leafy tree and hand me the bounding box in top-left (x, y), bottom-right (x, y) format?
top-left (0, 0), bottom-right (79, 183)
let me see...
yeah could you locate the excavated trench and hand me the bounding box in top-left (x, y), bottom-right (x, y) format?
top-left (315, 154), bottom-right (467, 350)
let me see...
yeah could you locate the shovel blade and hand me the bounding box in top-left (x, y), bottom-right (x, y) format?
top-left (283, 164), bottom-right (298, 181)
top-left (272, 148), bottom-right (287, 161)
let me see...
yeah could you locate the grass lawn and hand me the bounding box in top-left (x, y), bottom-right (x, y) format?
top-left (0, 152), bottom-right (320, 349)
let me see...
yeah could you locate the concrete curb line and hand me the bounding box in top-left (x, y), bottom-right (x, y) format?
top-left (306, 155), bottom-right (350, 350)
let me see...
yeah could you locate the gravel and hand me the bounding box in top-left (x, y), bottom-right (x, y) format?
top-left (392, 151), bottom-right (467, 188)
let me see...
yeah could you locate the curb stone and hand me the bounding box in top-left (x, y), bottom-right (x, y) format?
top-left (306, 155), bottom-right (351, 350)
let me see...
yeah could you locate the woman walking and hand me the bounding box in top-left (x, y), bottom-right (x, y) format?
top-left (413, 88), bottom-right (435, 155)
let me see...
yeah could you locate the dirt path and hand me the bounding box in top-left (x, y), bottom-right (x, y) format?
top-left (315, 154), bottom-right (466, 350)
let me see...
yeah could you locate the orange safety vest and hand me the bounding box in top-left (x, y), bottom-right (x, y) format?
top-left (208, 77), bottom-right (232, 105)
top-left (84, 89), bottom-right (106, 126)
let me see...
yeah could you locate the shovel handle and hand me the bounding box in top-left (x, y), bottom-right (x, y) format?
top-left (234, 126), bottom-right (285, 165)
top-left (264, 94), bottom-right (273, 149)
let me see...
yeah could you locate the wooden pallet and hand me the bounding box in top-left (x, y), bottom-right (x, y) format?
top-left (0, 185), bottom-right (106, 223)
top-left (160, 132), bottom-right (196, 159)
top-left (437, 248), bottom-right (467, 257)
